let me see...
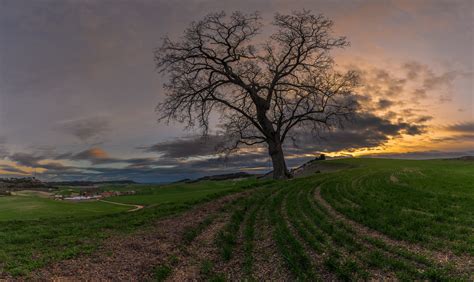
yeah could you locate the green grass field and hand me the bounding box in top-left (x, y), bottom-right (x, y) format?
top-left (0, 195), bottom-right (130, 221)
top-left (106, 180), bottom-right (251, 206)
top-left (0, 178), bottom-right (262, 276)
top-left (1, 158), bottom-right (473, 280)
top-left (321, 159), bottom-right (474, 255)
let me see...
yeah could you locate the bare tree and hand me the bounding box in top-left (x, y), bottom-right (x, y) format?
top-left (155, 10), bottom-right (359, 179)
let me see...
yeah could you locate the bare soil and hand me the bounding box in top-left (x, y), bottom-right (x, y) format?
top-left (250, 205), bottom-right (292, 280)
top-left (166, 211), bottom-right (231, 281)
top-left (28, 192), bottom-right (247, 281)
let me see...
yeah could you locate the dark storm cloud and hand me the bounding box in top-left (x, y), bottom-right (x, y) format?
top-left (377, 99), bottom-right (395, 109)
top-left (0, 164), bottom-right (28, 175)
top-left (0, 109), bottom-right (432, 182)
top-left (350, 112), bottom-right (426, 136)
top-left (6, 151), bottom-right (79, 172)
top-left (40, 162), bottom-right (76, 172)
top-left (430, 134), bottom-right (474, 143)
top-left (8, 152), bottom-right (44, 167)
top-left (55, 147), bottom-right (156, 166)
top-left (414, 116), bottom-right (433, 123)
top-left (444, 122), bottom-right (474, 133)
top-left (5, 143), bottom-right (269, 182)
top-left (432, 122), bottom-right (474, 143)
top-left (287, 112), bottom-right (427, 153)
top-left (186, 151), bottom-right (269, 170)
top-left (55, 116), bottom-right (111, 142)
top-left (137, 111), bottom-right (429, 167)
top-left (33, 151), bottom-right (270, 183)
top-left (143, 135), bottom-right (227, 158)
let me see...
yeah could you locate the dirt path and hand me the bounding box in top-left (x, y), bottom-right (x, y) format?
top-left (99, 199), bottom-right (144, 212)
top-left (251, 194), bottom-right (291, 281)
top-left (314, 186), bottom-right (474, 276)
top-left (167, 212), bottom-right (231, 281)
top-left (30, 192), bottom-right (248, 281)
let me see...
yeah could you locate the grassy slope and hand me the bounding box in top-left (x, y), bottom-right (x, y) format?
top-left (1, 158), bottom-right (473, 279)
top-left (0, 196), bottom-right (129, 221)
top-left (195, 159), bottom-right (473, 280)
top-left (322, 158), bottom-right (474, 255)
top-left (106, 180), bottom-right (248, 206)
top-left (0, 178), bottom-right (263, 276)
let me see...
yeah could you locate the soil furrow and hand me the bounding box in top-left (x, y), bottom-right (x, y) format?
top-left (250, 190), bottom-right (291, 281)
top-left (29, 192), bottom-right (248, 281)
top-left (315, 186), bottom-right (474, 277)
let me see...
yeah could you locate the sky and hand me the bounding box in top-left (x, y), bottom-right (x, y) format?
top-left (0, 0), bottom-right (473, 182)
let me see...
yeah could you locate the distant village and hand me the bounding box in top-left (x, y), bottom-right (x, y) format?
top-left (0, 177), bottom-right (136, 201)
top-left (57, 189), bottom-right (137, 201)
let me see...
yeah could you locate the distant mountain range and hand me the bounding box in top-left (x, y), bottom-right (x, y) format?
top-left (174, 172), bottom-right (255, 184)
top-left (46, 180), bottom-right (137, 186)
top-left (0, 177), bottom-right (52, 192)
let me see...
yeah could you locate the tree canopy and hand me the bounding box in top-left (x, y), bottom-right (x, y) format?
top-left (155, 10), bottom-right (359, 179)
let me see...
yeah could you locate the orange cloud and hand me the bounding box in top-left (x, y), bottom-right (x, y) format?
top-left (86, 147), bottom-right (109, 159)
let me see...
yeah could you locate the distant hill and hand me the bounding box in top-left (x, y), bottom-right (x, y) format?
top-left (451, 156), bottom-right (474, 161)
top-left (184, 172), bottom-right (255, 183)
top-left (47, 180), bottom-right (137, 186)
top-left (0, 177), bottom-right (53, 193)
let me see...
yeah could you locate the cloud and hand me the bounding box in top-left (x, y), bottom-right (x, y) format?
top-left (5, 151), bottom-right (78, 172)
top-left (8, 152), bottom-right (44, 167)
top-left (288, 112), bottom-right (427, 153)
top-left (357, 61), bottom-right (471, 106)
top-left (432, 122), bottom-right (474, 144)
top-left (0, 164), bottom-right (29, 175)
top-left (55, 116), bottom-right (111, 142)
top-left (377, 99), bottom-right (395, 109)
top-left (444, 122), bottom-right (474, 133)
top-left (0, 136), bottom-right (8, 158)
top-left (402, 61), bottom-right (472, 102)
top-left (143, 135), bottom-right (227, 158)
top-left (402, 61), bottom-right (424, 79)
top-left (414, 115), bottom-right (433, 123)
top-left (430, 134), bottom-right (474, 143)
top-left (71, 147), bottom-right (112, 163)
top-left (358, 67), bottom-right (407, 98)
top-left (57, 147), bottom-right (140, 165)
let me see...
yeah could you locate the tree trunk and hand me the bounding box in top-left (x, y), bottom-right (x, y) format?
top-left (253, 98), bottom-right (291, 180)
top-left (268, 138), bottom-right (291, 180)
